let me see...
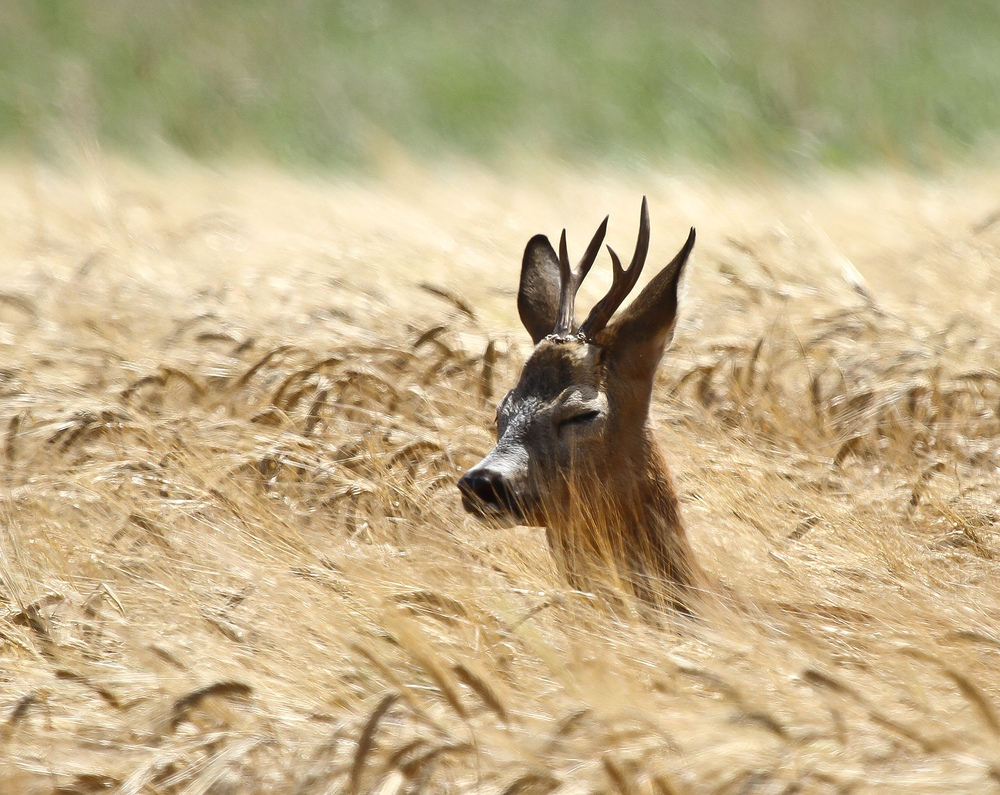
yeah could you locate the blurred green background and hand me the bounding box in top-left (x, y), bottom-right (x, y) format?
top-left (3, 0), bottom-right (999, 171)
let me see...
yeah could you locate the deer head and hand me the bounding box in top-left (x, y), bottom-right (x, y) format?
top-left (458, 198), bottom-right (700, 604)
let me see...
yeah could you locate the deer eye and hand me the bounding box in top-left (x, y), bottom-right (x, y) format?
top-left (557, 409), bottom-right (601, 428)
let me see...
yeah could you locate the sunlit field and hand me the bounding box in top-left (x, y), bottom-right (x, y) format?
top-left (3, 158), bottom-right (1000, 791)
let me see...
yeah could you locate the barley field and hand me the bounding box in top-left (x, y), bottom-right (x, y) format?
top-left (4, 158), bottom-right (1000, 793)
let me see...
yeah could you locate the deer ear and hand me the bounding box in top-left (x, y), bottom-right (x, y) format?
top-left (518, 234), bottom-right (561, 344)
top-left (600, 228), bottom-right (695, 381)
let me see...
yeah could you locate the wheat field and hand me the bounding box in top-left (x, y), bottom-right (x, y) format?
top-left (3, 158), bottom-right (1000, 793)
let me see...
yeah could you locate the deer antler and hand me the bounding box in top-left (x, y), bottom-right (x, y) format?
top-left (551, 215), bottom-right (609, 338)
top-left (579, 196), bottom-right (650, 340)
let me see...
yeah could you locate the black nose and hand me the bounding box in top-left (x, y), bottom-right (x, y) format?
top-left (458, 468), bottom-right (516, 514)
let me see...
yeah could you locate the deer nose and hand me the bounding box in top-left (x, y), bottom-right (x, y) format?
top-left (458, 467), bottom-right (516, 514)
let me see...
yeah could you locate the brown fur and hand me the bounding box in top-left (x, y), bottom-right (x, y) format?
top-left (459, 201), bottom-right (704, 612)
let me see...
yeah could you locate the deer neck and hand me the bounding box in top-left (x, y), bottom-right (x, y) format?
top-left (546, 424), bottom-right (699, 598)
top-left (605, 428), bottom-right (683, 540)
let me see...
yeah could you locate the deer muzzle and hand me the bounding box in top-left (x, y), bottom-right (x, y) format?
top-left (458, 453), bottom-right (528, 525)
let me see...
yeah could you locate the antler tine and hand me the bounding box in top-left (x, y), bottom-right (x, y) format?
top-left (580, 196), bottom-right (651, 339)
top-left (578, 214), bottom-right (610, 283)
top-left (554, 229), bottom-right (573, 336)
top-left (552, 216), bottom-right (609, 337)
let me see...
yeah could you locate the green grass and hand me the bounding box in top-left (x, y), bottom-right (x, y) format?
top-left (3, 0), bottom-right (1000, 171)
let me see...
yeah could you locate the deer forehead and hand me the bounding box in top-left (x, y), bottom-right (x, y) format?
top-left (512, 339), bottom-right (603, 401)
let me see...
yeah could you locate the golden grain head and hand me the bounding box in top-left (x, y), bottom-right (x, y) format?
top-left (3, 159), bottom-right (1000, 792)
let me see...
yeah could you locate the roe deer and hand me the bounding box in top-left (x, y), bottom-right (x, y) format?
top-left (458, 198), bottom-right (704, 612)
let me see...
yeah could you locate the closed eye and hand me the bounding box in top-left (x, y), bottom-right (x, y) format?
top-left (558, 410), bottom-right (600, 428)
